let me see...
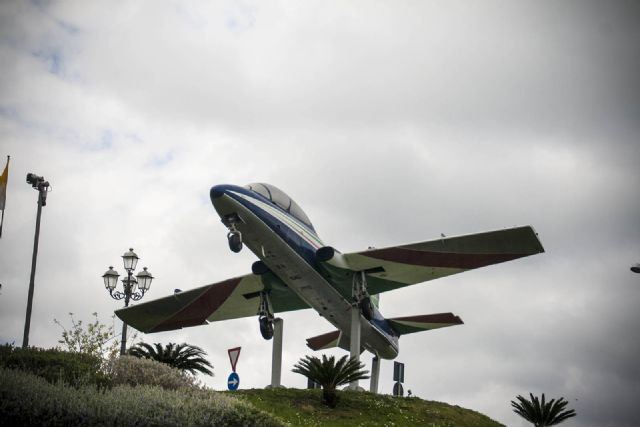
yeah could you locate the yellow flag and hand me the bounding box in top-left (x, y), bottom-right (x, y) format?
top-left (0, 156), bottom-right (8, 212)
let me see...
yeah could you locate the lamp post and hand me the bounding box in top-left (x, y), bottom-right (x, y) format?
top-left (22, 173), bottom-right (50, 349)
top-left (103, 248), bottom-right (153, 355)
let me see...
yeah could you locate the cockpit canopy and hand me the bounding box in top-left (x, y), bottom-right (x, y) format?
top-left (245, 183), bottom-right (315, 231)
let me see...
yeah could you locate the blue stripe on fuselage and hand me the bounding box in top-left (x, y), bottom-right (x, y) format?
top-left (221, 186), bottom-right (319, 264)
top-left (371, 307), bottom-right (400, 344)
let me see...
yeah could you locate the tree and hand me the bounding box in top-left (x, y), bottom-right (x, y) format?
top-left (511, 393), bottom-right (577, 427)
top-left (127, 342), bottom-right (213, 376)
top-left (54, 312), bottom-right (124, 365)
top-left (292, 354), bottom-right (369, 408)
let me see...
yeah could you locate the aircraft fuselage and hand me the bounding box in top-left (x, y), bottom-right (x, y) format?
top-left (210, 184), bottom-right (400, 359)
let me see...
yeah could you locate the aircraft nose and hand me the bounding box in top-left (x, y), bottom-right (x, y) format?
top-left (210, 185), bottom-right (228, 200)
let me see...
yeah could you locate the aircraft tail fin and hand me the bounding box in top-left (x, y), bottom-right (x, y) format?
top-left (387, 313), bottom-right (463, 336)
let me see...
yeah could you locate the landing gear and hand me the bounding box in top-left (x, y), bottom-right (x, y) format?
top-left (259, 315), bottom-right (274, 340)
top-left (353, 271), bottom-right (374, 320)
top-left (223, 214), bottom-right (243, 253)
top-left (359, 296), bottom-right (374, 321)
top-left (228, 231), bottom-right (243, 253)
top-left (258, 291), bottom-right (275, 340)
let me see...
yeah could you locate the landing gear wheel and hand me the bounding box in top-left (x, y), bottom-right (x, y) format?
top-left (228, 232), bottom-right (243, 253)
top-left (359, 297), bottom-right (374, 321)
top-left (259, 316), bottom-right (274, 340)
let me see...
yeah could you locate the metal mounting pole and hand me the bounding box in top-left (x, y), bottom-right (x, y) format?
top-left (370, 356), bottom-right (380, 393)
top-left (349, 306), bottom-right (361, 390)
top-left (120, 309), bottom-right (128, 355)
top-left (270, 318), bottom-right (283, 388)
top-left (120, 270), bottom-right (132, 355)
top-left (22, 188), bottom-right (45, 348)
top-left (349, 271), bottom-right (364, 390)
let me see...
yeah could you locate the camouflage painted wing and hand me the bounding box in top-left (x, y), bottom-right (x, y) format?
top-left (115, 272), bottom-right (309, 333)
top-left (318, 225), bottom-right (544, 297)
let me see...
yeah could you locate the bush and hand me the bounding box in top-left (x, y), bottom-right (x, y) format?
top-left (0, 344), bottom-right (109, 388)
top-left (0, 368), bottom-right (282, 426)
top-left (54, 312), bottom-right (121, 365)
top-left (107, 355), bottom-right (200, 390)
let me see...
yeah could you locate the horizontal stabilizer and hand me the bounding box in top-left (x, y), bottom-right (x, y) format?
top-left (306, 330), bottom-right (354, 352)
top-left (388, 313), bottom-right (463, 336)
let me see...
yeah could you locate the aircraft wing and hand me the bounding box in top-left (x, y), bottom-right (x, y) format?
top-left (319, 225), bottom-right (544, 296)
top-left (115, 272), bottom-right (309, 333)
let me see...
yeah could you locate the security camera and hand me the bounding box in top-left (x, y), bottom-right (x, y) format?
top-left (26, 173), bottom-right (44, 187)
top-left (26, 173), bottom-right (49, 190)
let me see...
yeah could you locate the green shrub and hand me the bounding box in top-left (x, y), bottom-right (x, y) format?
top-left (54, 312), bottom-right (121, 365)
top-left (0, 344), bottom-right (109, 388)
top-left (107, 355), bottom-right (200, 390)
top-left (0, 368), bottom-right (282, 426)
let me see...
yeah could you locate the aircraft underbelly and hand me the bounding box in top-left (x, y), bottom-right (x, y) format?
top-left (215, 194), bottom-right (396, 358)
top-left (248, 230), bottom-right (395, 358)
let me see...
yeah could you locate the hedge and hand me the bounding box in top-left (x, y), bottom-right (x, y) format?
top-left (0, 344), bottom-right (108, 388)
top-left (108, 355), bottom-right (200, 390)
top-left (0, 368), bottom-right (282, 426)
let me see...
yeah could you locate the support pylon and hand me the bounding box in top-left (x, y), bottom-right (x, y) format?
top-left (370, 356), bottom-right (380, 393)
top-left (349, 305), bottom-right (362, 389)
top-left (269, 318), bottom-right (283, 388)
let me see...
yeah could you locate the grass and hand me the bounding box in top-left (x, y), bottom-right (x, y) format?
top-left (234, 388), bottom-right (505, 427)
top-left (0, 344), bottom-right (504, 426)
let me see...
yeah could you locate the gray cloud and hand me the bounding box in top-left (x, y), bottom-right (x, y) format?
top-left (1, 1), bottom-right (639, 426)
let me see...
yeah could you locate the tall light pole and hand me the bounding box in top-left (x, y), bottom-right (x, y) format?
top-left (22, 173), bottom-right (50, 349)
top-left (102, 248), bottom-right (153, 355)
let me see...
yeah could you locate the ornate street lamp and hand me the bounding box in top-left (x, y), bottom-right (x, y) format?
top-left (103, 248), bottom-right (153, 355)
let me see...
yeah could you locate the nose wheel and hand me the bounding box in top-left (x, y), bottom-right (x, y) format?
top-left (227, 231), bottom-right (243, 253)
top-left (222, 213), bottom-right (243, 253)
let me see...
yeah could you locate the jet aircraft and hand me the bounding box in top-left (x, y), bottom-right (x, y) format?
top-left (116, 183), bottom-right (544, 360)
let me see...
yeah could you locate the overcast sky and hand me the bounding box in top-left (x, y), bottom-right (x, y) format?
top-left (1, 1), bottom-right (639, 426)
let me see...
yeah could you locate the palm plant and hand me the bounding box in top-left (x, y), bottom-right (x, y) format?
top-left (511, 393), bottom-right (577, 426)
top-left (292, 354), bottom-right (369, 408)
top-left (128, 342), bottom-right (213, 376)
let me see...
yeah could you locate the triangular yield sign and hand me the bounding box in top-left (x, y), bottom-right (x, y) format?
top-left (228, 347), bottom-right (241, 372)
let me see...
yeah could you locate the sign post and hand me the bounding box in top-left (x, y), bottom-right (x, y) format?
top-left (393, 361), bottom-right (405, 397)
top-left (393, 361), bottom-right (404, 383)
top-left (393, 382), bottom-right (404, 397)
top-left (227, 347), bottom-right (241, 391)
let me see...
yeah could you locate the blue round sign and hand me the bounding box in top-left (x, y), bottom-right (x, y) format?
top-left (227, 372), bottom-right (240, 391)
